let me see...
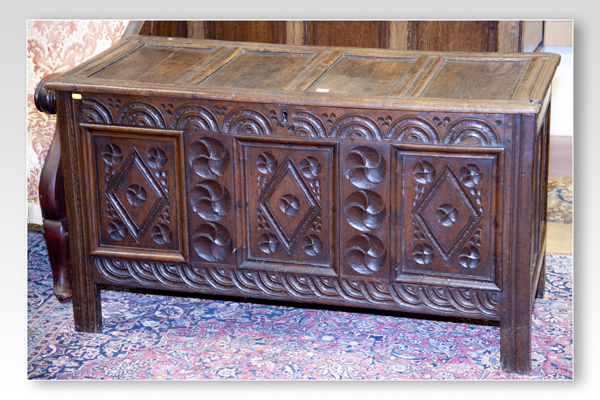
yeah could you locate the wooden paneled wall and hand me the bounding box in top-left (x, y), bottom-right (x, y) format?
top-left (138, 20), bottom-right (539, 53)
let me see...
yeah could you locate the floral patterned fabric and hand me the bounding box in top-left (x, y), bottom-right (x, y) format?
top-left (26, 20), bottom-right (128, 223)
top-left (27, 231), bottom-right (572, 380)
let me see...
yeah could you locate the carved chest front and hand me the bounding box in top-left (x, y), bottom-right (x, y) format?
top-left (45, 35), bottom-right (560, 374)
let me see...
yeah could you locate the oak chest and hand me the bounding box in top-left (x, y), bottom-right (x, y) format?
top-left (44, 35), bottom-right (560, 375)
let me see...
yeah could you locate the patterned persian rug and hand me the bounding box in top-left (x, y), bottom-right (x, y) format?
top-left (547, 176), bottom-right (573, 224)
top-left (27, 231), bottom-right (572, 380)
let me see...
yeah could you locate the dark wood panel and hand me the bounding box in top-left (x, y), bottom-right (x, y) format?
top-left (307, 21), bottom-right (388, 48)
top-left (207, 21), bottom-right (286, 44)
top-left (139, 21), bottom-right (187, 38)
top-left (132, 20), bottom-right (524, 53)
top-left (410, 21), bottom-right (497, 52)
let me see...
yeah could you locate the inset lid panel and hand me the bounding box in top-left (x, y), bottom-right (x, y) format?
top-left (198, 50), bottom-right (317, 90)
top-left (307, 55), bottom-right (417, 96)
top-left (421, 58), bottom-right (528, 100)
top-left (91, 44), bottom-right (214, 83)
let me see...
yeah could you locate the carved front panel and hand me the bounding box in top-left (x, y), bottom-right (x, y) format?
top-left (237, 138), bottom-right (337, 276)
top-left (83, 124), bottom-right (188, 262)
top-left (340, 142), bottom-right (390, 279)
top-left (185, 133), bottom-right (236, 266)
top-left (393, 146), bottom-right (502, 290)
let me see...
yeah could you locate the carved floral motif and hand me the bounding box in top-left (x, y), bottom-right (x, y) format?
top-left (192, 222), bottom-right (233, 262)
top-left (256, 152), bottom-right (278, 175)
top-left (107, 220), bottom-right (127, 241)
top-left (125, 184), bottom-right (147, 207)
top-left (299, 157), bottom-right (321, 179)
top-left (190, 180), bottom-right (232, 222)
top-left (151, 223), bottom-right (172, 245)
top-left (147, 147), bottom-right (168, 169)
top-left (301, 234), bottom-right (322, 256)
top-left (344, 146), bottom-right (386, 189)
top-left (435, 204), bottom-right (458, 227)
top-left (258, 233), bottom-right (279, 254)
top-left (101, 143), bottom-right (123, 166)
top-left (189, 137), bottom-right (230, 179)
top-left (278, 194), bottom-right (301, 216)
top-left (346, 234), bottom-right (387, 275)
top-left (344, 190), bottom-right (386, 232)
top-left (412, 242), bottom-right (434, 265)
top-left (412, 161), bottom-right (436, 184)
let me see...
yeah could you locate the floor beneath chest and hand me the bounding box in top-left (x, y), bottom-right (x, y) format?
top-left (546, 135), bottom-right (572, 254)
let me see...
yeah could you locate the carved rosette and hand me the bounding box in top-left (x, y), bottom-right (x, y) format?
top-left (189, 137), bottom-right (230, 179)
top-left (301, 234), bottom-right (322, 256)
top-left (192, 222), bottom-right (233, 262)
top-left (258, 233), bottom-right (279, 254)
top-left (346, 234), bottom-right (387, 274)
top-left (344, 190), bottom-right (386, 232)
top-left (344, 146), bottom-right (386, 189)
top-left (256, 152), bottom-right (278, 175)
top-left (412, 160), bottom-right (436, 206)
top-left (190, 180), bottom-right (232, 221)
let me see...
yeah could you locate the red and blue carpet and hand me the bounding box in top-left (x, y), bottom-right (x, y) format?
top-left (27, 231), bottom-right (572, 380)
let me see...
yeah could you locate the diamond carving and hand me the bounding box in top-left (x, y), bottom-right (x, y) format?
top-left (258, 156), bottom-right (321, 253)
top-left (412, 164), bottom-right (481, 263)
top-left (105, 147), bottom-right (169, 243)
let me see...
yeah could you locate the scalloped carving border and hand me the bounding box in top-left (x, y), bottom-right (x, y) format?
top-left (94, 256), bottom-right (499, 318)
top-left (81, 97), bottom-right (502, 146)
